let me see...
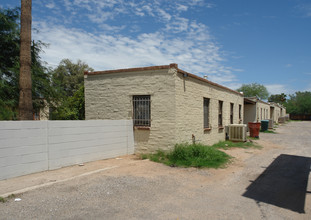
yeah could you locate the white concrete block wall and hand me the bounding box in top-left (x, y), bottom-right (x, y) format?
top-left (48, 120), bottom-right (133, 169)
top-left (0, 121), bottom-right (48, 180)
top-left (0, 120), bottom-right (134, 180)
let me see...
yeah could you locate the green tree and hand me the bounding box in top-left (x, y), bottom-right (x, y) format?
top-left (0, 7), bottom-right (54, 120)
top-left (237, 83), bottom-right (269, 100)
top-left (268, 93), bottom-right (287, 104)
top-left (0, 7), bottom-right (20, 119)
top-left (285, 91), bottom-right (311, 115)
top-left (50, 59), bottom-right (93, 120)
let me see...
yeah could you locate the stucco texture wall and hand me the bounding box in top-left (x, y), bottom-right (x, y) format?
top-left (244, 103), bottom-right (256, 124)
top-left (85, 66), bottom-right (244, 153)
top-left (174, 72), bottom-right (244, 146)
top-left (274, 107), bottom-right (281, 122)
top-left (256, 101), bottom-right (270, 121)
top-left (85, 69), bottom-right (176, 153)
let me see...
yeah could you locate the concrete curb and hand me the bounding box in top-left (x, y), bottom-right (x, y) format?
top-left (1, 166), bottom-right (119, 198)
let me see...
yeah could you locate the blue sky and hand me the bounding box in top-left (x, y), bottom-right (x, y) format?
top-left (1, 0), bottom-right (311, 95)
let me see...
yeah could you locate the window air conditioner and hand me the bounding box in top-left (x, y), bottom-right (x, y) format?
top-left (228, 124), bottom-right (247, 142)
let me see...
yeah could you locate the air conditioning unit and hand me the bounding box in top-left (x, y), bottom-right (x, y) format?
top-left (228, 124), bottom-right (247, 142)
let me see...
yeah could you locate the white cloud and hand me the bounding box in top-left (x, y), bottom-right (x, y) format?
top-left (223, 82), bottom-right (242, 91)
top-left (33, 19), bottom-right (235, 84)
top-left (304, 83), bottom-right (311, 92)
top-left (206, 3), bottom-right (216, 8)
top-left (265, 84), bottom-right (293, 95)
top-left (31, 0), bottom-right (236, 85)
top-left (188, 0), bottom-right (204, 7)
top-left (165, 17), bottom-right (189, 33)
top-left (157, 8), bottom-right (172, 21)
top-left (88, 11), bottom-right (115, 23)
top-left (296, 4), bottom-right (311, 17)
top-left (176, 4), bottom-right (188, 12)
top-left (99, 24), bottom-right (126, 32)
top-left (45, 2), bottom-right (56, 9)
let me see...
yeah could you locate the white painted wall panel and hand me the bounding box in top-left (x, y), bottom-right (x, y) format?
top-left (0, 120), bottom-right (134, 180)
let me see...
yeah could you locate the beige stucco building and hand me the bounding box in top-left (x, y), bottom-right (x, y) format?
top-left (84, 63), bottom-right (244, 153)
top-left (244, 97), bottom-right (286, 126)
top-left (270, 102), bottom-right (286, 122)
top-left (244, 97), bottom-right (270, 124)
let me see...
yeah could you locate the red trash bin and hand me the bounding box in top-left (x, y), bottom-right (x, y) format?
top-left (248, 122), bottom-right (261, 138)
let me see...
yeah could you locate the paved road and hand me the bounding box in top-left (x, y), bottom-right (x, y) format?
top-left (1, 121), bottom-right (311, 219)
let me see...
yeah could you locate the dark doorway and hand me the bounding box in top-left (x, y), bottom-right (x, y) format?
top-left (243, 154), bottom-right (311, 213)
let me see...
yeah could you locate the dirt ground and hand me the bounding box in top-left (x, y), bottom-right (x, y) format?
top-left (1, 121), bottom-right (311, 219)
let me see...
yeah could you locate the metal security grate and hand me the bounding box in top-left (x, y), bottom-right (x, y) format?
top-left (230, 103), bottom-right (234, 124)
top-left (204, 98), bottom-right (210, 128)
top-left (218, 100), bottom-right (223, 126)
top-left (133, 95), bottom-right (151, 126)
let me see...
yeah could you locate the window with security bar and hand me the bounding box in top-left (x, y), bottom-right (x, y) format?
top-left (230, 103), bottom-right (234, 124)
top-left (133, 95), bottom-right (151, 127)
top-left (218, 100), bottom-right (223, 127)
top-left (239, 104), bottom-right (242, 121)
top-left (203, 98), bottom-right (210, 128)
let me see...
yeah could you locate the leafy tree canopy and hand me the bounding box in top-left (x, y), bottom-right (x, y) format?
top-left (52, 59), bottom-right (92, 97)
top-left (268, 93), bottom-right (287, 104)
top-left (0, 7), bottom-right (94, 120)
top-left (0, 7), bottom-right (54, 120)
top-left (237, 83), bottom-right (269, 100)
top-left (285, 91), bottom-right (311, 115)
top-left (50, 59), bottom-right (93, 120)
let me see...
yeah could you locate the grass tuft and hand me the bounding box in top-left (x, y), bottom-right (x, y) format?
top-left (0, 197), bottom-right (5, 203)
top-left (143, 143), bottom-right (231, 168)
top-left (0, 194), bottom-right (18, 203)
top-left (7, 194), bottom-right (16, 199)
top-left (168, 143), bottom-right (231, 168)
top-left (142, 141), bottom-right (262, 168)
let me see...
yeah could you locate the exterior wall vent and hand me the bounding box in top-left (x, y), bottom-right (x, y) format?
top-left (228, 124), bottom-right (247, 142)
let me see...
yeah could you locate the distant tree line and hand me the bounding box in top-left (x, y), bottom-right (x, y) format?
top-left (237, 84), bottom-right (311, 116)
top-left (0, 7), bottom-right (92, 120)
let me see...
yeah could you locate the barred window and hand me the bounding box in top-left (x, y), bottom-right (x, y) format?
top-left (230, 103), bottom-right (234, 124)
top-left (239, 104), bottom-right (242, 121)
top-left (203, 98), bottom-right (210, 128)
top-left (218, 101), bottom-right (223, 127)
top-left (133, 95), bottom-right (151, 127)
top-left (261, 108), bottom-right (263, 120)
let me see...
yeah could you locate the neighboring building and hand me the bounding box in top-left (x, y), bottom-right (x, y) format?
top-left (244, 97), bottom-right (270, 125)
top-left (84, 63), bottom-right (244, 153)
top-left (280, 105), bottom-right (287, 117)
top-left (270, 102), bottom-right (286, 123)
top-left (244, 98), bottom-right (257, 124)
top-left (244, 97), bottom-right (286, 126)
top-left (269, 102), bottom-right (279, 123)
top-left (33, 99), bottom-right (50, 120)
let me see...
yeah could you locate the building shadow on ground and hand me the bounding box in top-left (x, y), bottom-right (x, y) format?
top-left (243, 154), bottom-right (311, 213)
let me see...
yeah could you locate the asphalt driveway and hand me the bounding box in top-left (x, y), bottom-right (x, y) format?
top-left (1, 121), bottom-right (311, 219)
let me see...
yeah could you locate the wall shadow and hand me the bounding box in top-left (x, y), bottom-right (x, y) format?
top-left (243, 154), bottom-right (311, 213)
